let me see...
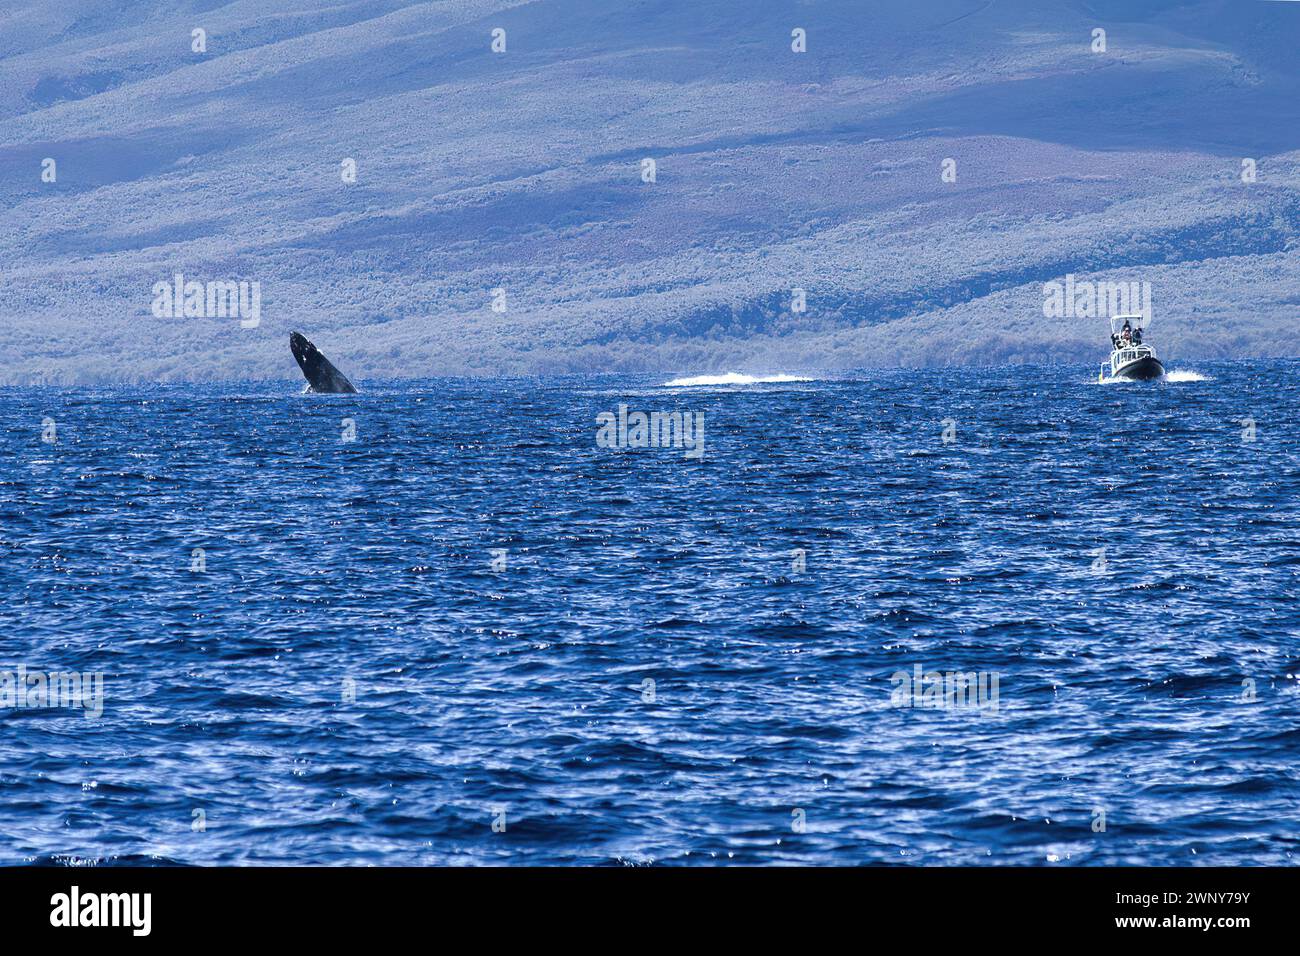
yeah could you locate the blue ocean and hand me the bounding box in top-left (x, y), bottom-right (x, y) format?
top-left (3, 361), bottom-right (1298, 866)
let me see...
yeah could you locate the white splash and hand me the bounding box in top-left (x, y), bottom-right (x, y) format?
top-left (1096, 368), bottom-right (1211, 385)
top-left (660, 372), bottom-right (814, 387)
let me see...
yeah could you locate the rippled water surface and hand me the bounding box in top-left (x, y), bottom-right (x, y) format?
top-left (2, 361), bottom-right (1298, 865)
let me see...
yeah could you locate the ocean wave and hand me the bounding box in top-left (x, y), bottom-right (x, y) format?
top-left (659, 372), bottom-right (814, 387)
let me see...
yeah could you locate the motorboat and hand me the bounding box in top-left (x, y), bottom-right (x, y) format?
top-left (1099, 314), bottom-right (1164, 382)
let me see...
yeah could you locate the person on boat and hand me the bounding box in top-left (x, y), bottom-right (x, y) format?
top-left (1120, 319), bottom-right (1132, 346)
top-left (1132, 325), bottom-right (1143, 346)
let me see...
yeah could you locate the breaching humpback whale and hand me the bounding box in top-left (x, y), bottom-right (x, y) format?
top-left (290, 332), bottom-right (358, 393)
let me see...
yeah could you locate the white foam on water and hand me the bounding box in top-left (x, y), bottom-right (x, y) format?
top-left (659, 372), bottom-right (814, 387)
top-left (1095, 368), bottom-right (1212, 385)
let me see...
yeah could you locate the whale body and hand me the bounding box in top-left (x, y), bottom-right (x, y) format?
top-left (290, 332), bottom-right (357, 393)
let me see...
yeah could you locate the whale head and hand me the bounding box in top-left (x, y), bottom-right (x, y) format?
top-left (289, 331), bottom-right (358, 394)
top-left (289, 331), bottom-right (314, 366)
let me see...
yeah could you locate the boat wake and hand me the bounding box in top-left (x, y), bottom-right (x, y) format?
top-left (1096, 368), bottom-right (1211, 385)
top-left (660, 373), bottom-right (814, 387)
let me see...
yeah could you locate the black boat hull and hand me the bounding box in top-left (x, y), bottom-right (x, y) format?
top-left (1114, 356), bottom-right (1165, 380)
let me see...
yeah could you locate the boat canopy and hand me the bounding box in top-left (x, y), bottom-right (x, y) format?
top-left (1109, 313), bottom-right (1151, 334)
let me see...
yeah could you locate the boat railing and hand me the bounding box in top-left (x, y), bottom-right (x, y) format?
top-left (1101, 339), bottom-right (1158, 381)
top-left (1111, 345), bottom-right (1155, 366)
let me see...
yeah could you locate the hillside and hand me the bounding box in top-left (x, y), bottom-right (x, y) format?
top-left (1, 0), bottom-right (1298, 383)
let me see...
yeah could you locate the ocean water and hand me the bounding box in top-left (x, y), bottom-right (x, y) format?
top-left (2, 360), bottom-right (1298, 866)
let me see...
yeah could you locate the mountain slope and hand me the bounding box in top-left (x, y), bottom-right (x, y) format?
top-left (1, 0), bottom-right (1297, 383)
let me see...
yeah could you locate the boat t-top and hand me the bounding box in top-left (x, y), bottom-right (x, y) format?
top-left (1099, 313), bottom-right (1164, 382)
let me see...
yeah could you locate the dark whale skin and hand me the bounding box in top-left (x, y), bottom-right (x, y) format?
top-left (290, 332), bottom-right (358, 393)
